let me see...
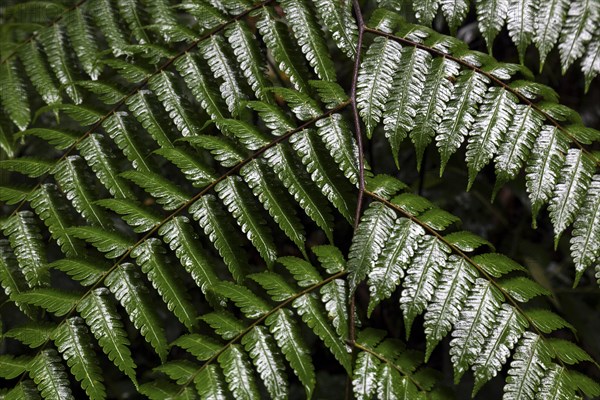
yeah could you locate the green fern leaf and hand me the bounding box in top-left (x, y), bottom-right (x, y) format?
top-left (270, 87), bottom-right (321, 121)
top-left (241, 160), bottom-right (307, 255)
top-left (29, 348), bottom-right (75, 400)
top-left (400, 236), bottom-right (450, 338)
top-left (218, 344), bottom-right (261, 400)
top-left (30, 184), bottom-right (84, 257)
top-left (54, 156), bottom-right (110, 228)
top-left (115, 0), bottom-right (150, 44)
top-left (547, 338), bottom-right (594, 365)
top-left (242, 326), bottom-right (289, 400)
top-left (280, 0), bottom-right (336, 81)
top-left (78, 134), bottom-right (135, 199)
top-left (466, 87), bottom-right (517, 189)
top-left (314, 0), bottom-right (358, 58)
top-left (77, 288), bottom-right (137, 383)
top-left (255, 7), bottom-right (310, 93)
top-left (348, 202), bottom-right (397, 292)
top-left (290, 130), bottom-right (353, 222)
top-left (357, 36), bottom-right (403, 137)
top-left (411, 58), bottom-right (460, 170)
top-left (226, 21), bottom-right (273, 103)
top-left (102, 113), bottom-right (153, 172)
top-left (391, 192), bottom-right (434, 215)
top-left (524, 309), bottom-right (575, 334)
top-left (149, 71), bottom-right (202, 137)
top-left (449, 278), bottom-right (503, 383)
top-left (378, 365), bottom-right (418, 399)
top-left (548, 149), bottom-right (594, 246)
top-left (36, 103), bottom-right (103, 126)
top-left (247, 101), bottom-right (295, 136)
top-left (476, 0), bottom-right (508, 51)
top-left (89, 0), bottom-right (129, 56)
top-left (294, 293), bottom-right (352, 373)
top-left (68, 227), bottom-right (134, 259)
top-left (320, 279), bottom-right (349, 340)
top-left (17, 41), bottom-right (61, 107)
top-left (174, 52), bottom-right (228, 123)
top-left (558, 0), bottom-right (597, 73)
top-left (75, 81), bottom-right (126, 105)
top-left (159, 216), bottom-right (220, 296)
top-left (39, 24), bottom-right (81, 104)
top-left (0, 240), bottom-right (37, 317)
top-left (171, 333), bottom-right (221, 361)
top-left (436, 72), bottom-right (489, 174)
top-left (498, 277), bottom-right (551, 302)
top-left (216, 176), bottom-right (278, 267)
top-left (0, 61), bottom-right (30, 131)
top-left (534, 0), bottom-right (569, 68)
top-left (570, 175), bottom-right (600, 283)
top-left (49, 258), bottom-right (108, 287)
top-left (266, 309), bottom-right (315, 397)
top-left (424, 256), bottom-right (477, 360)
top-left (444, 231), bottom-right (494, 252)
top-left (51, 317), bottom-right (106, 400)
top-left (472, 304), bottom-right (528, 395)
top-left (132, 239), bottom-right (197, 330)
top-left (190, 195), bottom-right (248, 283)
top-left (184, 135), bottom-right (246, 167)
top-left (472, 253), bottom-right (527, 277)
top-left (2, 211), bottom-right (49, 287)
top-left (279, 256), bottom-right (323, 287)
top-left (126, 91), bottom-right (176, 148)
top-left (581, 28), bottom-right (600, 91)
top-left (0, 158), bottom-right (53, 178)
top-left (569, 369), bottom-right (600, 398)
top-left (382, 46), bottom-right (430, 167)
top-left (96, 198), bottom-right (162, 234)
top-left (200, 35), bottom-right (248, 117)
top-left (105, 263), bottom-right (168, 362)
top-left (14, 288), bottom-right (79, 316)
top-left (155, 147), bottom-right (217, 188)
top-left (503, 332), bottom-right (552, 400)
top-left (249, 272), bottom-right (297, 302)
top-left (155, 360), bottom-right (197, 385)
top-left (352, 351), bottom-right (381, 400)
top-left (4, 322), bottom-right (57, 348)
top-left (195, 364), bottom-right (228, 400)
top-left (506, 0), bottom-right (535, 62)
top-left (493, 105), bottom-right (544, 190)
top-left (65, 7), bottom-right (100, 80)
top-left (367, 218), bottom-right (424, 315)
top-left (312, 244), bottom-right (346, 274)
top-left (121, 170), bottom-right (191, 211)
top-left (213, 281), bottom-right (271, 319)
top-left (536, 365), bottom-right (576, 400)
top-left (413, 0), bottom-right (439, 25)
top-left (0, 354), bottom-right (32, 379)
top-left (525, 126), bottom-right (569, 225)
top-left (264, 144), bottom-right (335, 241)
top-left (4, 380), bottom-right (40, 400)
top-left (316, 114), bottom-right (360, 185)
top-left (441, 0), bottom-right (470, 33)
top-left (202, 311), bottom-right (246, 340)
top-left (0, 185), bottom-right (30, 205)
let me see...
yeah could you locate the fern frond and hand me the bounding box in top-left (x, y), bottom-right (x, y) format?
top-left (121, 170), bottom-right (191, 211)
top-left (314, 0), bottom-right (358, 58)
top-left (2, 211), bottom-right (49, 288)
top-left (102, 113), bottom-right (153, 172)
top-left (50, 258), bottom-right (108, 287)
top-left (570, 175), bottom-right (600, 283)
top-left (65, 7), bottom-right (100, 81)
top-left (29, 349), bottom-right (75, 400)
top-left (132, 239), bottom-right (197, 330)
top-left (534, 0), bottom-right (569, 68)
top-left (476, 0), bottom-right (509, 51)
top-left (441, 0), bottom-right (470, 33)
top-left (352, 351), bottom-right (381, 399)
top-left (0, 240), bottom-right (36, 317)
top-left (218, 344), bottom-right (261, 399)
top-left (241, 326), bottom-right (289, 400)
top-left (126, 91), bottom-right (176, 148)
top-left (357, 36), bottom-right (403, 137)
top-left (503, 332), bottom-right (552, 400)
top-left (89, 0), bottom-right (129, 56)
top-left (53, 156), bottom-right (110, 229)
top-left (51, 317), bottom-right (106, 400)
top-left (0, 60), bottom-right (30, 131)
top-left (547, 149), bottom-right (594, 245)
top-left (506, 0), bottom-right (535, 62)
top-left (68, 227), bottom-right (134, 259)
top-left (558, 0), bottom-right (597, 73)
top-left (17, 40), bottom-right (61, 107)
top-left (216, 176), bottom-right (278, 267)
top-left (105, 263), bottom-right (169, 362)
top-left (320, 279), bottom-right (349, 340)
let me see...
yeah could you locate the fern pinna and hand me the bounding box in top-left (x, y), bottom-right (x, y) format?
top-left (0, 0), bottom-right (599, 399)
